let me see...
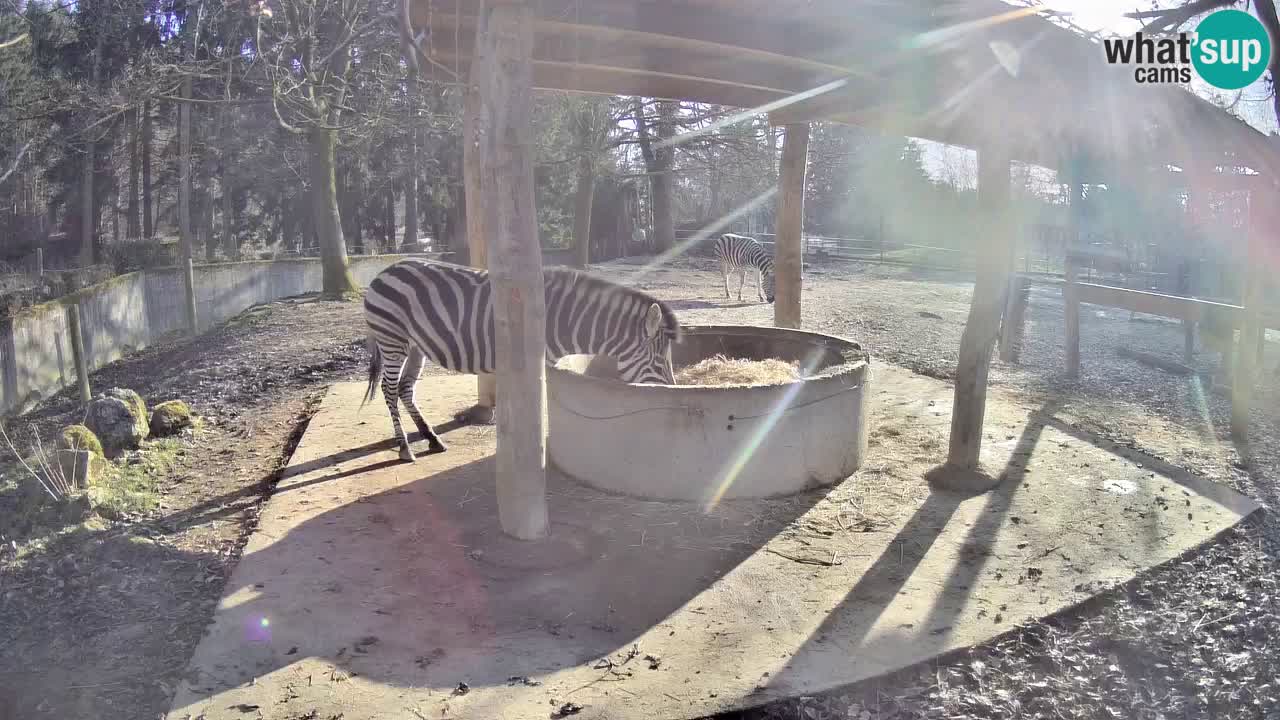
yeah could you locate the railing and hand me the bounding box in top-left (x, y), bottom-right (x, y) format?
top-left (672, 229), bottom-right (977, 270)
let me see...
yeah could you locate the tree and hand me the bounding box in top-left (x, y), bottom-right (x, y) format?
top-left (252, 0), bottom-right (395, 296)
top-left (568, 96), bottom-right (611, 267)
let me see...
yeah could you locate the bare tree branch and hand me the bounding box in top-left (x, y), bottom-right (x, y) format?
top-left (0, 140), bottom-right (32, 185)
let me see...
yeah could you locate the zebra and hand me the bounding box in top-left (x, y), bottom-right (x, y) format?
top-left (362, 258), bottom-right (681, 462)
top-left (713, 233), bottom-right (775, 303)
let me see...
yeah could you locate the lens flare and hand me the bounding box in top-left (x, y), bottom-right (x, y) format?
top-left (702, 348), bottom-right (830, 513)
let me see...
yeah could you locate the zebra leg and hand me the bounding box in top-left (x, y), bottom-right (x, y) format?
top-left (737, 269), bottom-right (746, 301)
top-left (378, 344), bottom-right (417, 462)
top-left (720, 261), bottom-right (731, 298)
top-left (756, 268), bottom-right (765, 301)
top-left (398, 345), bottom-right (447, 454)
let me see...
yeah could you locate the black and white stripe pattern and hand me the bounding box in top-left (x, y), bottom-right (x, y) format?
top-left (362, 258), bottom-right (681, 461)
top-left (714, 233), bottom-right (775, 303)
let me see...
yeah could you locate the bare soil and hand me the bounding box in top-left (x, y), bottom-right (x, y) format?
top-left (2, 257), bottom-right (1278, 720)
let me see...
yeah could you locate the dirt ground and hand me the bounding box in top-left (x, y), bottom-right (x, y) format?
top-left (2, 256), bottom-right (1279, 720)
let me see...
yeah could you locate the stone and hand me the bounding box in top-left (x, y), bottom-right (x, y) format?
top-left (56, 449), bottom-right (105, 489)
top-left (55, 424), bottom-right (104, 457)
top-left (150, 400), bottom-right (194, 437)
top-left (86, 388), bottom-right (149, 457)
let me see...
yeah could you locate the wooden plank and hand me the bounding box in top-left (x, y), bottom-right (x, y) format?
top-left (440, 58), bottom-right (798, 110)
top-left (423, 17), bottom-right (842, 92)
top-left (413, 1), bottom-right (870, 71)
top-left (476, 0), bottom-right (549, 540)
top-left (1071, 283), bottom-right (1240, 322)
top-left (946, 145), bottom-right (1011, 472)
top-left (462, 38), bottom-right (496, 417)
top-left (773, 122), bottom-right (808, 329)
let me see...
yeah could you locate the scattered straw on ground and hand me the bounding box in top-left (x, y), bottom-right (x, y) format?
top-left (675, 354), bottom-right (803, 386)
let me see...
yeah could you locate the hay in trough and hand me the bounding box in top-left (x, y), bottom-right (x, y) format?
top-left (675, 354), bottom-right (803, 386)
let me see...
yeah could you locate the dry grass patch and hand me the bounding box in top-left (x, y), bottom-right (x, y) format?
top-left (675, 354), bottom-right (803, 386)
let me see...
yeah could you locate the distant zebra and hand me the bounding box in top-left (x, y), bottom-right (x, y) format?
top-left (714, 233), bottom-right (775, 303)
top-left (362, 258), bottom-right (681, 461)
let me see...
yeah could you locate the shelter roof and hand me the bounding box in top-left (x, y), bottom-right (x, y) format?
top-left (409, 0), bottom-right (1280, 178)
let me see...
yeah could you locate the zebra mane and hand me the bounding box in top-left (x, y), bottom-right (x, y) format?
top-left (546, 267), bottom-right (681, 341)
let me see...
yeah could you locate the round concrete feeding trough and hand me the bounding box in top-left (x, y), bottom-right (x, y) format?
top-left (547, 325), bottom-right (871, 502)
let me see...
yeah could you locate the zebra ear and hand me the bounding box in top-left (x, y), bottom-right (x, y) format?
top-left (644, 303), bottom-right (664, 339)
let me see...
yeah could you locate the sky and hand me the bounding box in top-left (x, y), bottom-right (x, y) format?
top-left (922, 1), bottom-right (1278, 186)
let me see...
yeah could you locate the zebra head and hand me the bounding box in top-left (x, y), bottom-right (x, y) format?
top-left (618, 302), bottom-right (679, 385)
top-left (762, 260), bottom-right (776, 303)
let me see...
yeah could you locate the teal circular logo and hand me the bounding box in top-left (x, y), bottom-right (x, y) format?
top-left (1193, 9), bottom-right (1272, 90)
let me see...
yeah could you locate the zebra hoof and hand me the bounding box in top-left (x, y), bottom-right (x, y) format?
top-left (426, 441), bottom-right (448, 455)
top-left (399, 446), bottom-right (416, 463)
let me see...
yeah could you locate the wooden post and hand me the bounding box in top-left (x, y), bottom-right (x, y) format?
top-left (463, 49), bottom-right (497, 418)
top-left (997, 239), bottom-right (1020, 362)
top-left (183, 257), bottom-right (198, 335)
top-left (945, 145), bottom-right (1012, 473)
top-left (1183, 317), bottom-right (1195, 365)
top-left (475, 0), bottom-right (549, 540)
top-left (67, 303), bottom-right (91, 404)
top-left (878, 213), bottom-right (885, 262)
top-left (773, 122), bottom-right (808, 329)
top-left (999, 275), bottom-right (1028, 363)
top-left (1064, 181), bottom-right (1083, 378)
top-left (1231, 192), bottom-right (1265, 439)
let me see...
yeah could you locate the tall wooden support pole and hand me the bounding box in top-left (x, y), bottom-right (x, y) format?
top-left (773, 123), bottom-right (808, 329)
top-left (1064, 181), bottom-right (1083, 378)
top-left (463, 43), bottom-right (497, 417)
top-left (945, 145), bottom-right (1012, 473)
top-left (1231, 193), bottom-right (1265, 440)
top-left (474, 0), bottom-right (549, 540)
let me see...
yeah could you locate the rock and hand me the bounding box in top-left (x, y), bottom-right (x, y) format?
top-left (56, 449), bottom-right (105, 489)
top-left (86, 388), bottom-right (149, 457)
top-left (150, 400), bottom-right (194, 437)
top-left (55, 424), bottom-right (104, 457)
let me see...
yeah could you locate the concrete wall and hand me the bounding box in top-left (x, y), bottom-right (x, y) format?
top-left (1, 255), bottom-right (417, 416)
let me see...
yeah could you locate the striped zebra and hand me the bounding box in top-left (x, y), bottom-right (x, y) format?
top-left (714, 233), bottom-right (775, 303)
top-left (362, 258), bottom-right (681, 461)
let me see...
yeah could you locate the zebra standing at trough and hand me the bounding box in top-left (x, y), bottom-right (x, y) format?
top-left (714, 233), bottom-right (775, 303)
top-left (362, 258), bottom-right (681, 462)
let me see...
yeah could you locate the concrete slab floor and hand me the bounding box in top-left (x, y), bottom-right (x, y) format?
top-left (166, 368), bottom-right (1260, 720)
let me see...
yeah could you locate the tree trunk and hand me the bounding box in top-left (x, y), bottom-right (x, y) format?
top-left (127, 107), bottom-right (141, 238)
top-left (220, 174), bottom-right (233, 260)
top-left (774, 123), bottom-right (808, 329)
top-left (309, 127), bottom-right (356, 296)
top-left (79, 27), bottom-right (104, 266)
top-left (632, 99), bottom-right (677, 254)
top-left (142, 98), bottom-right (153, 238)
top-left (573, 154), bottom-right (595, 268)
top-left (651, 169), bottom-right (675, 254)
top-left (80, 139), bottom-right (95, 266)
top-left (384, 185), bottom-right (395, 251)
top-left (475, 0), bottom-right (548, 541)
top-left (179, 75), bottom-right (193, 262)
top-left (402, 70), bottom-right (419, 250)
top-left (463, 28), bottom-right (493, 413)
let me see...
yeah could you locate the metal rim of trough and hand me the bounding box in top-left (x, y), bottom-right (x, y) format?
top-left (547, 325), bottom-right (872, 503)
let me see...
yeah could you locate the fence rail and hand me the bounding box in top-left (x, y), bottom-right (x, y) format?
top-left (673, 229), bottom-right (977, 269)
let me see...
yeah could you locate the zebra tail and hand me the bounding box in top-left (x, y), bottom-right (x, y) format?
top-left (363, 335), bottom-right (382, 409)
